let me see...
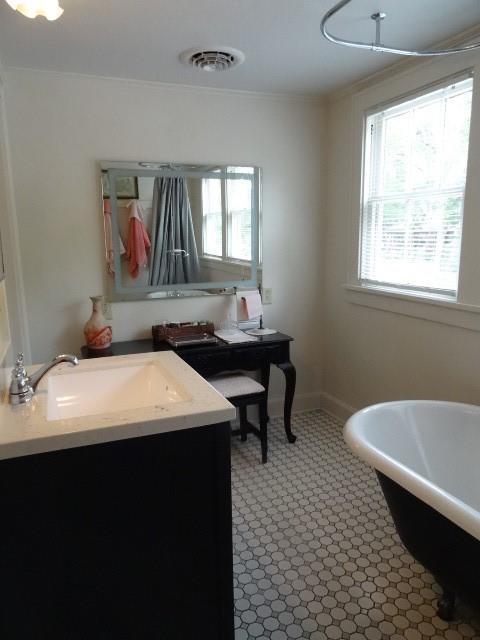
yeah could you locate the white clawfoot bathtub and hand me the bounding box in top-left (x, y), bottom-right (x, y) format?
top-left (345, 400), bottom-right (480, 619)
top-left (345, 400), bottom-right (480, 540)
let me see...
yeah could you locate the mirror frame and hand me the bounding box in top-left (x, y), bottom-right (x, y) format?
top-left (101, 162), bottom-right (261, 299)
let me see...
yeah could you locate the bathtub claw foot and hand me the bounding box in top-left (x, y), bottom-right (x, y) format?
top-left (437, 590), bottom-right (456, 621)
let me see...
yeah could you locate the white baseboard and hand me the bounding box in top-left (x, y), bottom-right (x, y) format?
top-left (318, 391), bottom-right (357, 422)
top-left (267, 390), bottom-right (356, 424)
top-left (268, 391), bottom-right (323, 418)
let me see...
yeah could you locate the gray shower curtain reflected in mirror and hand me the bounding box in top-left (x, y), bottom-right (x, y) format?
top-left (148, 177), bottom-right (201, 285)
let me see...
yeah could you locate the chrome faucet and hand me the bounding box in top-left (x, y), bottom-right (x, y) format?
top-left (9, 352), bottom-right (79, 405)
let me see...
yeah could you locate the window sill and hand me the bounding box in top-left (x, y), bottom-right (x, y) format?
top-left (344, 284), bottom-right (480, 332)
top-left (200, 256), bottom-right (262, 276)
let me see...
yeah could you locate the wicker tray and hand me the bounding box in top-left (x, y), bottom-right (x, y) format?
top-left (152, 322), bottom-right (215, 344)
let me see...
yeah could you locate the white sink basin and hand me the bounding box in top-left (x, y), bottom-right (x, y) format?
top-left (47, 361), bottom-right (189, 421)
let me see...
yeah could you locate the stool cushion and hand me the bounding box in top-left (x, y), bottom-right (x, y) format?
top-left (208, 374), bottom-right (265, 399)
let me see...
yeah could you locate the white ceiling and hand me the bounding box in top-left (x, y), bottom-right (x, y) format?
top-left (0, 0), bottom-right (479, 95)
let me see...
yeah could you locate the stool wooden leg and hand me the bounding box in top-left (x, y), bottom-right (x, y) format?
top-left (239, 406), bottom-right (248, 441)
top-left (259, 398), bottom-right (268, 463)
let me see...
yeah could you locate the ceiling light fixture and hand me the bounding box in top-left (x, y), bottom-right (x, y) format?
top-left (180, 47), bottom-right (245, 72)
top-left (321, 0), bottom-right (480, 56)
top-left (5, 0), bottom-right (64, 20)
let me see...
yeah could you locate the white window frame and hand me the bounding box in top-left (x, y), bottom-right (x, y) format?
top-left (201, 178), bottom-right (253, 267)
top-left (345, 59), bottom-right (480, 332)
top-left (201, 178), bottom-right (225, 260)
top-left (360, 78), bottom-right (471, 298)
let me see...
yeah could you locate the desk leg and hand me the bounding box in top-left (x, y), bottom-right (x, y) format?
top-left (277, 361), bottom-right (297, 443)
top-left (261, 365), bottom-right (271, 423)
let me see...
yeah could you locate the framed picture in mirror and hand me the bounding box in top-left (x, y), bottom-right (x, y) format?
top-left (101, 173), bottom-right (139, 200)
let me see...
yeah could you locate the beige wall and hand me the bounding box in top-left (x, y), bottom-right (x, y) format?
top-left (5, 59), bottom-right (480, 418)
top-left (323, 53), bottom-right (480, 418)
top-left (0, 281), bottom-right (11, 398)
top-left (4, 69), bottom-right (326, 410)
top-left (0, 71), bottom-right (29, 397)
top-left (0, 96), bottom-right (11, 395)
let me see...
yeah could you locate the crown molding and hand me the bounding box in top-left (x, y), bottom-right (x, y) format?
top-left (327, 22), bottom-right (480, 104)
top-left (4, 65), bottom-right (326, 105)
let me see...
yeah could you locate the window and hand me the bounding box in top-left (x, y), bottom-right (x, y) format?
top-left (202, 178), bottom-right (223, 257)
top-left (201, 174), bottom-right (252, 262)
top-left (226, 178), bottom-right (252, 261)
top-left (360, 75), bottom-right (473, 298)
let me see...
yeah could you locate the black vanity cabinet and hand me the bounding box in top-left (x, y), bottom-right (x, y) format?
top-left (0, 422), bottom-right (234, 640)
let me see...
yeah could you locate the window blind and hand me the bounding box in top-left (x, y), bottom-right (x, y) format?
top-left (360, 76), bottom-right (473, 297)
top-left (227, 178), bottom-right (252, 261)
top-left (202, 178), bottom-right (222, 257)
top-left (201, 176), bottom-right (252, 263)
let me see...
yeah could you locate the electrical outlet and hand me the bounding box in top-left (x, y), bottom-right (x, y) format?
top-left (262, 288), bottom-right (273, 305)
top-left (102, 301), bottom-right (113, 321)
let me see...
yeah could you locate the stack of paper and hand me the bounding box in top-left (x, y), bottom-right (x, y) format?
top-left (214, 329), bottom-right (258, 344)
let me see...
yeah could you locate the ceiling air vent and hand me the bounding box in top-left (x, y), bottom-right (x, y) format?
top-left (180, 47), bottom-right (245, 72)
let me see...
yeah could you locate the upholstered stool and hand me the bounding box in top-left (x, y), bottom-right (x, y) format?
top-left (208, 373), bottom-right (268, 463)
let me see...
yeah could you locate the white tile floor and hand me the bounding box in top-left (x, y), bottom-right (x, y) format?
top-left (231, 410), bottom-right (480, 640)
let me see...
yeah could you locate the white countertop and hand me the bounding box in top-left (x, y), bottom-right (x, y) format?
top-left (0, 351), bottom-right (236, 461)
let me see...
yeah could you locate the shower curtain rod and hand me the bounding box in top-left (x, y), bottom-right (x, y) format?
top-left (320, 0), bottom-right (480, 56)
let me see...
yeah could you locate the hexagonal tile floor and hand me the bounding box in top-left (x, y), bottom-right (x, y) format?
top-left (231, 410), bottom-right (480, 640)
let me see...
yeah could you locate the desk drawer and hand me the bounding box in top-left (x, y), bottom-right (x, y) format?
top-left (181, 350), bottom-right (232, 376)
top-left (232, 345), bottom-right (281, 370)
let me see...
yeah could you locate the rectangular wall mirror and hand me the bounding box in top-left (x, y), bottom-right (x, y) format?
top-left (101, 161), bottom-right (261, 301)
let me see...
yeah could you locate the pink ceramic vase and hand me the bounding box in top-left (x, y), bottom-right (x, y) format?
top-left (84, 295), bottom-right (112, 349)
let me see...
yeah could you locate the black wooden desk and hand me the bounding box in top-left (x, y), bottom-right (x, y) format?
top-left (81, 333), bottom-right (297, 443)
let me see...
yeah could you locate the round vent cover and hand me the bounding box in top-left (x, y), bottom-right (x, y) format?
top-left (180, 47), bottom-right (245, 72)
